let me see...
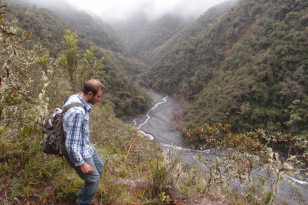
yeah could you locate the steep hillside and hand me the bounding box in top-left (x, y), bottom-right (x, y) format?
top-left (51, 6), bottom-right (130, 57)
top-left (95, 48), bottom-right (149, 80)
top-left (129, 14), bottom-right (191, 62)
top-left (111, 12), bottom-right (150, 51)
top-left (146, 0), bottom-right (237, 65)
top-left (6, 0), bottom-right (129, 56)
top-left (5, 2), bottom-right (151, 117)
top-left (144, 0), bottom-right (247, 97)
top-left (5, 3), bottom-right (70, 57)
top-left (1, 1), bottom-right (307, 204)
top-left (145, 0), bottom-right (308, 135)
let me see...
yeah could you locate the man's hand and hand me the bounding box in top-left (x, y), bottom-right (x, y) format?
top-left (80, 163), bottom-right (94, 174)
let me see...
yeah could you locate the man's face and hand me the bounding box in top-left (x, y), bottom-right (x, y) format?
top-left (88, 89), bottom-right (104, 105)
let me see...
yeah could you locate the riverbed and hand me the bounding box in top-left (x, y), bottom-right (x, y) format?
top-left (126, 89), bottom-right (308, 204)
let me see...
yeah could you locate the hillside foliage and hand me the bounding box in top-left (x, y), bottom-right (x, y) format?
top-left (112, 12), bottom-right (150, 52)
top-left (5, 1), bottom-right (151, 117)
top-left (142, 0), bottom-right (237, 66)
top-left (0, 0), bottom-right (307, 204)
top-left (0, 5), bottom-right (155, 203)
top-left (6, 0), bottom-right (129, 56)
top-left (143, 0), bottom-right (308, 136)
top-left (129, 14), bottom-right (191, 62)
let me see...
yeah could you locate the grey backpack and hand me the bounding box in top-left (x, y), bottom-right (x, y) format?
top-left (42, 103), bottom-right (83, 156)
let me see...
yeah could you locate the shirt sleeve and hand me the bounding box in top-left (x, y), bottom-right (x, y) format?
top-left (64, 110), bottom-right (85, 166)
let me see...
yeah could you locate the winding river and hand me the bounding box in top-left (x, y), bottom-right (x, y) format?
top-left (127, 89), bottom-right (308, 204)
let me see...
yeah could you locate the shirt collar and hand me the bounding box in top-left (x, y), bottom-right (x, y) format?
top-left (78, 93), bottom-right (91, 112)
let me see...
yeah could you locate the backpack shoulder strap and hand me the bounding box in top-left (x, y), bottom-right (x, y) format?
top-left (62, 102), bottom-right (83, 113)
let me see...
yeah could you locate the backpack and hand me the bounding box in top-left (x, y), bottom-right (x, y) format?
top-left (42, 102), bottom-right (83, 156)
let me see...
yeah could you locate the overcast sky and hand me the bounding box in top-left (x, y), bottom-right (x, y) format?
top-left (65, 0), bottom-right (228, 22)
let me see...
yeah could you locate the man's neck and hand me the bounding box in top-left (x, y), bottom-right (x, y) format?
top-left (80, 92), bottom-right (89, 103)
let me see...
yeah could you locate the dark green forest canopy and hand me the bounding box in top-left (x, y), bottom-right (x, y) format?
top-left (143, 0), bottom-right (238, 66)
top-left (5, 0), bottom-right (129, 56)
top-left (5, 2), bottom-right (151, 117)
top-left (144, 0), bottom-right (308, 136)
top-left (129, 14), bottom-right (191, 62)
top-left (5, 3), bottom-right (69, 57)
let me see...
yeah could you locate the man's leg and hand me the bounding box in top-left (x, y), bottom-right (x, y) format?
top-left (65, 148), bottom-right (104, 205)
top-left (92, 147), bottom-right (104, 177)
top-left (78, 148), bottom-right (104, 204)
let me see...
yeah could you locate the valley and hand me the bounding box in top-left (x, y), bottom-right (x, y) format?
top-left (1, 0), bottom-right (307, 204)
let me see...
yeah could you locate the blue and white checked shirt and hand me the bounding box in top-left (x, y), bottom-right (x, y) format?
top-left (63, 94), bottom-right (93, 166)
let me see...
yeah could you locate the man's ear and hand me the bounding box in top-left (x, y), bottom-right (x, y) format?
top-left (88, 91), bottom-right (94, 97)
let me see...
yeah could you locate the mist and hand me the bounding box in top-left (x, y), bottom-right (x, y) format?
top-left (13, 0), bottom-right (228, 23)
top-left (70, 0), bottom-right (228, 22)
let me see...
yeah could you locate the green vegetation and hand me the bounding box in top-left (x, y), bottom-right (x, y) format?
top-left (184, 123), bottom-right (307, 166)
top-left (144, 0), bottom-right (308, 137)
top-left (130, 14), bottom-right (191, 62)
top-left (5, 3), bottom-right (69, 58)
top-left (1, 0), bottom-right (307, 204)
top-left (143, 0), bottom-right (237, 66)
top-left (6, 0), bottom-right (129, 56)
top-left (49, 2), bottom-right (130, 57)
top-left (99, 61), bottom-right (151, 116)
top-left (0, 8), bottom-right (158, 203)
top-left (183, 123), bottom-right (307, 204)
top-left (5, 2), bottom-right (151, 117)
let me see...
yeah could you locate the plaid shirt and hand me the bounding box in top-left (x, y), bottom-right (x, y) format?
top-left (63, 94), bottom-right (93, 166)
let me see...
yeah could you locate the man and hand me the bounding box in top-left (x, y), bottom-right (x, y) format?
top-left (63, 79), bottom-right (105, 205)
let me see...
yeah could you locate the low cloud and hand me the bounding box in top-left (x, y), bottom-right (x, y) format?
top-left (10, 0), bottom-right (228, 22)
top-left (66, 0), bottom-right (227, 22)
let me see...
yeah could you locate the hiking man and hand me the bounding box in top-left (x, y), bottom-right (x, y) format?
top-left (63, 79), bottom-right (105, 205)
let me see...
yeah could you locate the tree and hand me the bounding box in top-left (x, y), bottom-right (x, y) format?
top-left (58, 31), bottom-right (104, 92)
top-left (78, 47), bottom-right (104, 89)
top-left (59, 30), bottom-right (79, 90)
top-left (285, 97), bottom-right (308, 137)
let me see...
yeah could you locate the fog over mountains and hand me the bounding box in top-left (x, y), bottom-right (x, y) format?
top-left (6, 0), bottom-right (228, 22)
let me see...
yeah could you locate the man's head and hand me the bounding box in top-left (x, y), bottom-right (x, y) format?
top-left (82, 79), bottom-right (105, 105)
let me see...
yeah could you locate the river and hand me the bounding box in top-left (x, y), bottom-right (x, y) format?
top-left (126, 89), bottom-right (308, 204)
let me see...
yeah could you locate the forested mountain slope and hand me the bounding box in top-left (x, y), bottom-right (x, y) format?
top-left (50, 5), bottom-right (130, 57)
top-left (129, 14), bottom-right (191, 62)
top-left (112, 12), bottom-right (150, 52)
top-left (145, 0), bottom-right (308, 135)
top-left (5, 2), bottom-right (151, 117)
top-left (5, 3), bottom-right (70, 58)
top-left (6, 0), bottom-right (129, 56)
top-left (146, 0), bottom-right (237, 65)
top-left (1, 1), bottom-right (307, 204)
